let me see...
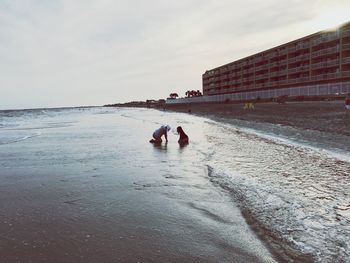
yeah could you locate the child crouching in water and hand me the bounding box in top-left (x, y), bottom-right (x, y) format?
top-left (150, 125), bottom-right (170, 143)
top-left (177, 126), bottom-right (189, 145)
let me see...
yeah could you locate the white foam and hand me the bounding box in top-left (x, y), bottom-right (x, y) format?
top-left (206, 119), bottom-right (350, 163)
top-left (202, 119), bottom-right (350, 262)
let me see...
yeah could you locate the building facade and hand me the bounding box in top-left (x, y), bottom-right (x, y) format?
top-left (202, 22), bottom-right (350, 98)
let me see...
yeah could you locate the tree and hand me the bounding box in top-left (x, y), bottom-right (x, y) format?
top-left (169, 93), bottom-right (179, 99)
top-left (185, 90), bottom-right (202, 97)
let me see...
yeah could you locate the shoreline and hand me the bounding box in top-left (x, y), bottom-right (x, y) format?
top-left (165, 101), bottom-right (350, 153)
top-left (165, 100), bottom-right (350, 136)
top-left (164, 101), bottom-right (350, 261)
top-left (2, 106), bottom-right (349, 262)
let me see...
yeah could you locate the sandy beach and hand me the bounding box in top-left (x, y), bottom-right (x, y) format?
top-left (166, 100), bottom-right (350, 135)
top-left (1, 106), bottom-right (349, 262)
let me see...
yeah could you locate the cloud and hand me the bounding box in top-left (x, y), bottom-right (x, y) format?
top-left (0, 0), bottom-right (349, 109)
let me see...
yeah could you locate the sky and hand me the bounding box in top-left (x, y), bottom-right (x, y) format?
top-left (0, 0), bottom-right (350, 109)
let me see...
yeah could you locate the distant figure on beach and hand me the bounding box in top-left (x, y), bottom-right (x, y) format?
top-left (149, 125), bottom-right (171, 144)
top-left (244, 102), bottom-right (254, 109)
top-left (177, 126), bottom-right (189, 145)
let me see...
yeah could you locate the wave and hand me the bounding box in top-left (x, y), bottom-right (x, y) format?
top-left (207, 165), bottom-right (316, 262)
top-left (0, 133), bottom-right (41, 145)
top-left (2, 122), bottom-right (75, 131)
top-left (236, 125), bottom-right (350, 163)
top-left (203, 120), bottom-right (350, 262)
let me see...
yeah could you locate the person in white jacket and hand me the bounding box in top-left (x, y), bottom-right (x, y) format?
top-left (149, 125), bottom-right (171, 143)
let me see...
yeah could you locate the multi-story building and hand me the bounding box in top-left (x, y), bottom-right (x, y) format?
top-left (202, 21), bottom-right (350, 100)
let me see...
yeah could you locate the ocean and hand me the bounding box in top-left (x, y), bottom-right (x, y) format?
top-left (0, 107), bottom-right (349, 262)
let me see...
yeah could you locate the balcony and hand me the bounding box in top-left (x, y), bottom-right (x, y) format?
top-left (255, 74), bottom-right (269, 80)
top-left (266, 53), bottom-right (275, 59)
top-left (278, 50), bottom-right (288, 56)
top-left (298, 54), bottom-right (310, 61)
top-left (288, 66), bottom-right (310, 74)
top-left (288, 67), bottom-right (299, 74)
top-left (233, 66), bottom-right (242, 72)
top-left (254, 57), bottom-right (263, 63)
top-left (279, 59), bottom-right (288, 65)
top-left (342, 57), bottom-right (350, 64)
top-left (288, 54), bottom-right (309, 64)
top-left (288, 56), bottom-right (298, 63)
top-left (342, 29), bottom-right (350, 37)
top-left (255, 65), bottom-right (263, 71)
top-left (276, 70), bottom-right (287, 76)
top-left (326, 59), bottom-right (340, 67)
top-left (311, 72), bottom-right (341, 80)
top-left (299, 77), bottom-right (310, 82)
top-left (270, 79), bottom-right (282, 85)
top-left (312, 32), bottom-right (340, 45)
top-left (311, 59), bottom-right (340, 69)
top-left (342, 71), bottom-right (350, 77)
top-left (254, 82), bottom-right (269, 88)
top-left (229, 74), bottom-right (239, 80)
top-left (289, 46), bottom-right (296, 52)
top-left (270, 71), bottom-right (279, 77)
top-left (242, 77), bottom-right (253, 82)
top-left (311, 46), bottom-right (340, 58)
top-left (235, 72), bottom-right (243, 78)
top-left (296, 43), bottom-right (310, 51)
top-left (342, 43), bottom-right (350, 50)
top-left (277, 80), bottom-right (288, 85)
top-left (219, 67), bottom-right (228, 73)
top-left (288, 79), bottom-right (299, 84)
top-left (287, 77), bottom-right (308, 84)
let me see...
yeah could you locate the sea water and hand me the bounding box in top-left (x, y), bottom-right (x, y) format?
top-left (0, 107), bottom-right (349, 262)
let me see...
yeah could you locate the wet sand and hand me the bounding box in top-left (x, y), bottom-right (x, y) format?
top-left (0, 167), bottom-right (278, 263)
top-left (0, 108), bottom-right (280, 263)
top-left (166, 101), bottom-right (350, 136)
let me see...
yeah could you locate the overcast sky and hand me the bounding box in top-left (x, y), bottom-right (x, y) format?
top-left (1, 0), bottom-right (349, 109)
